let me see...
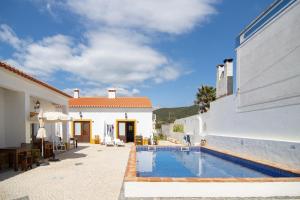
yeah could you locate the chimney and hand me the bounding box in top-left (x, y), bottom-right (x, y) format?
top-left (224, 58), bottom-right (233, 96)
top-left (216, 64), bottom-right (224, 98)
top-left (216, 64), bottom-right (224, 81)
top-left (73, 88), bottom-right (80, 98)
top-left (108, 88), bottom-right (116, 99)
top-left (216, 58), bottom-right (234, 98)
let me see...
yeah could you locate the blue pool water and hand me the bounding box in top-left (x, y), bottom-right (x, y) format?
top-left (136, 147), bottom-right (299, 178)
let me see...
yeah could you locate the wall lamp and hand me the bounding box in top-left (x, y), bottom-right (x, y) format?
top-left (34, 100), bottom-right (40, 111)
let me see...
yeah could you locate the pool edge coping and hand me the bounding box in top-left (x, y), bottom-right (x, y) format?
top-left (124, 145), bottom-right (300, 182)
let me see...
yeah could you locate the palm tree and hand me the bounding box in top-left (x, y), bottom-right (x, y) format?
top-left (194, 85), bottom-right (216, 113)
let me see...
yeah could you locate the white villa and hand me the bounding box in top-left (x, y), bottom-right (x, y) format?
top-left (0, 62), bottom-right (71, 148)
top-left (68, 89), bottom-right (153, 144)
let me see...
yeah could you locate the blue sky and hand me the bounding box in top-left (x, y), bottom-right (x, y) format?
top-left (0, 0), bottom-right (273, 108)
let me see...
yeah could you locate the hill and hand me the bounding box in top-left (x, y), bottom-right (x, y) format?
top-left (153, 105), bottom-right (199, 125)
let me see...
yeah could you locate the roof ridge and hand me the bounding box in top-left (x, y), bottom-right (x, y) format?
top-left (74, 96), bottom-right (149, 99)
top-left (0, 61), bottom-right (72, 98)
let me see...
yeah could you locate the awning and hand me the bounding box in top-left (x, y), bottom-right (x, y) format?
top-left (38, 111), bottom-right (72, 122)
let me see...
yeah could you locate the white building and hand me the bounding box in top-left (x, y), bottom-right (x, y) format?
top-left (164, 0), bottom-right (300, 170)
top-left (68, 89), bottom-right (153, 144)
top-left (203, 0), bottom-right (300, 170)
top-left (0, 62), bottom-right (71, 148)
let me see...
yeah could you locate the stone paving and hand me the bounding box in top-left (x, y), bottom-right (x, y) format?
top-left (1, 143), bottom-right (299, 200)
top-left (0, 144), bottom-right (131, 200)
top-left (118, 183), bottom-right (300, 200)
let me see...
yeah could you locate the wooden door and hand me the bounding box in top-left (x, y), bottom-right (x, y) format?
top-left (74, 121), bottom-right (90, 143)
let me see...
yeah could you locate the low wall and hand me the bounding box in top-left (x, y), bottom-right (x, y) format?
top-left (206, 135), bottom-right (300, 170)
top-left (198, 94), bottom-right (300, 169)
top-left (161, 121), bottom-right (202, 145)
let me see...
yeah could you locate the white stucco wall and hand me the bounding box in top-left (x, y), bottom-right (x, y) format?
top-left (4, 90), bottom-right (27, 147)
top-left (197, 2), bottom-right (300, 169)
top-left (236, 1), bottom-right (300, 111)
top-left (0, 88), bottom-right (5, 147)
top-left (199, 94), bottom-right (300, 169)
top-left (203, 95), bottom-right (300, 141)
top-left (0, 67), bottom-right (70, 147)
top-left (174, 115), bottom-right (200, 136)
top-left (69, 107), bottom-right (152, 141)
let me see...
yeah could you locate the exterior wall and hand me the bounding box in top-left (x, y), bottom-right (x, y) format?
top-left (200, 94), bottom-right (300, 169)
top-left (161, 115), bottom-right (202, 145)
top-left (205, 135), bottom-right (300, 170)
top-left (161, 123), bottom-right (173, 136)
top-left (0, 88), bottom-right (5, 147)
top-left (236, 1), bottom-right (300, 112)
top-left (69, 107), bottom-right (153, 142)
top-left (203, 95), bottom-right (300, 141)
top-left (4, 90), bottom-right (26, 147)
top-left (198, 2), bottom-right (300, 170)
top-left (174, 115), bottom-right (200, 136)
top-left (0, 68), bottom-right (70, 147)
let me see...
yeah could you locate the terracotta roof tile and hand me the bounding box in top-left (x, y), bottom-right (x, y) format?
top-left (0, 61), bottom-right (72, 98)
top-left (69, 97), bottom-right (152, 108)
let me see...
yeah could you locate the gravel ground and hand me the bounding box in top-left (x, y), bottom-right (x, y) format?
top-left (0, 144), bottom-right (131, 200)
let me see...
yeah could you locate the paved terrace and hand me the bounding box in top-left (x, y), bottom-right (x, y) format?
top-left (0, 144), bottom-right (131, 200)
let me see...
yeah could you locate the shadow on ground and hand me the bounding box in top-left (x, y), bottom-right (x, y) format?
top-left (56, 145), bottom-right (88, 161)
top-left (0, 145), bottom-right (88, 181)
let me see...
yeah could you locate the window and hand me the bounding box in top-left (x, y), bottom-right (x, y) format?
top-left (119, 122), bottom-right (126, 136)
top-left (74, 122), bottom-right (81, 136)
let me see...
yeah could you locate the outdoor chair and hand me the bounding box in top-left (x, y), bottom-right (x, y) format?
top-left (105, 136), bottom-right (114, 146)
top-left (70, 138), bottom-right (78, 149)
top-left (18, 151), bottom-right (32, 171)
top-left (54, 137), bottom-right (66, 152)
top-left (21, 143), bottom-right (40, 166)
top-left (0, 153), bottom-right (6, 170)
top-left (114, 138), bottom-right (125, 147)
top-left (25, 151), bottom-right (33, 170)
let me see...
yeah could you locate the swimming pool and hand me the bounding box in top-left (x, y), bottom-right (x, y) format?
top-left (136, 146), bottom-right (299, 178)
top-left (124, 146), bottom-right (300, 198)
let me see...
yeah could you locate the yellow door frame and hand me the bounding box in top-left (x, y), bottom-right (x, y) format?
top-left (115, 119), bottom-right (137, 143)
top-left (71, 119), bottom-right (93, 143)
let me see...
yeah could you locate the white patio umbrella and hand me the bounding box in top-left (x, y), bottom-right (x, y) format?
top-left (39, 111), bottom-right (72, 161)
top-left (42, 111), bottom-right (71, 122)
top-left (36, 114), bottom-right (47, 158)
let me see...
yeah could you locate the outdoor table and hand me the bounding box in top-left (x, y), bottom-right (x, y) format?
top-left (0, 147), bottom-right (31, 171)
top-left (70, 138), bottom-right (78, 148)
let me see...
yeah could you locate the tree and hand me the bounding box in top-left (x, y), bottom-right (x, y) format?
top-left (194, 85), bottom-right (216, 113)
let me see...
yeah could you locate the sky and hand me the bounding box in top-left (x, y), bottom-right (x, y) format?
top-left (0, 0), bottom-right (274, 108)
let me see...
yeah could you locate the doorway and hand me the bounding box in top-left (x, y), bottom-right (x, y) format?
top-left (73, 121), bottom-right (91, 143)
top-left (117, 121), bottom-right (135, 143)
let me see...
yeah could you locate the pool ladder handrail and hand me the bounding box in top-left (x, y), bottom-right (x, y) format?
top-left (181, 146), bottom-right (190, 151)
top-left (148, 146), bottom-right (156, 151)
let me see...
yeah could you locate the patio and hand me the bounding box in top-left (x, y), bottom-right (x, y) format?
top-left (0, 144), bottom-right (131, 200)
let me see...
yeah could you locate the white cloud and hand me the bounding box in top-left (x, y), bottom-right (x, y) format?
top-left (1, 0), bottom-right (218, 97)
top-left (0, 25), bottom-right (180, 87)
top-left (64, 87), bottom-right (140, 97)
top-left (0, 24), bottom-right (25, 49)
top-left (66, 0), bottom-right (217, 34)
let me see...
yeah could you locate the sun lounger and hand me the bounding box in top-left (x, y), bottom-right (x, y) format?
top-left (105, 136), bottom-right (114, 146)
top-left (114, 138), bottom-right (125, 146)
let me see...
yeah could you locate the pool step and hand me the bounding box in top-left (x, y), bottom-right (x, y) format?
top-left (148, 146), bottom-right (156, 151)
top-left (181, 146), bottom-right (190, 151)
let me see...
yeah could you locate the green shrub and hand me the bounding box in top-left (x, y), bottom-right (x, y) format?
top-left (153, 135), bottom-right (158, 145)
top-left (158, 133), bottom-right (166, 140)
top-left (173, 124), bottom-right (184, 133)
